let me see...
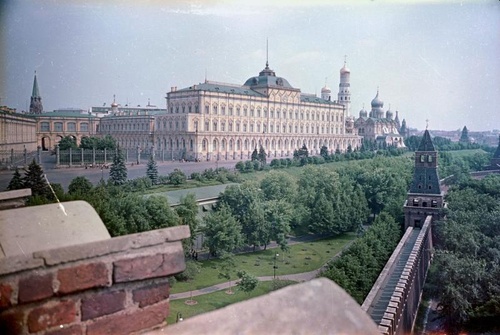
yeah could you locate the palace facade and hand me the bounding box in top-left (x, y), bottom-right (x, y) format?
top-left (154, 61), bottom-right (361, 161)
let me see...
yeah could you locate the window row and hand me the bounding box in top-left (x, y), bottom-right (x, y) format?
top-left (39, 122), bottom-right (88, 132)
top-left (169, 103), bottom-right (344, 122)
top-left (101, 123), bottom-right (151, 132)
top-left (195, 121), bottom-right (342, 135)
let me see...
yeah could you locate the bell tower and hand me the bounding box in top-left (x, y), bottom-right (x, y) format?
top-left (404, 129), bottom-right (445, 230)
top-left (337, 56), bottom-right (351, 116)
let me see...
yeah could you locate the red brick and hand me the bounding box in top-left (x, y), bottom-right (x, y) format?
top-left (57, 262), bottom-right (109, 294)
top-left (86, 300), bottom-right (169, 335)
top-left (81, 291), bottom-right (126, 321)
top-left (113, 252), bottom-right (184, 283)
top-left (0, 283), bottom-right (13, 309)
top-left (45, 324), bottom-right (83, 335)
top-left (0, 309), bottom-right (25, 334)
top-left (133, 282), bottom-right (169, 308)
top-left (18, 273), bottom-right (54, 303)
top-left (27, 300), bottom-right (77, 333)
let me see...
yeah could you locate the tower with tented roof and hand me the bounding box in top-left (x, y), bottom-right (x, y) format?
top-left (29, 72), bottom-right (43, 114)
top-left (403, 129), bottom-right (445, 230)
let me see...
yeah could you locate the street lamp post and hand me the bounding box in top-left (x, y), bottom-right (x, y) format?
top-left (273, 253), bottom-right (279, 279)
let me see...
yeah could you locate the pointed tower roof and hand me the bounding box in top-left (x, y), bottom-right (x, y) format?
top-left (32, 72), bottom-right (41, 98)
top-left (417, 129), bottom-right (435, 151)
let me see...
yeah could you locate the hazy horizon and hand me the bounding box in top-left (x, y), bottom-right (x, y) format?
top-left (1, 0), bottom-right (499, 132)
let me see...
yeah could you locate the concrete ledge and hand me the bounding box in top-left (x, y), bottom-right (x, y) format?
top-left (34, 225), bottom-right (190, 266)
top-left (0, 226), bottom-right (190, 275)
top-left (144, 278), bottom-right (380, 335)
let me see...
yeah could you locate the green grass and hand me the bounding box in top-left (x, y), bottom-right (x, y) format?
top-left (167, 280), bottom-right (295, 325)
top-left (445, 148), bottom-right (487, 158)
top-left (170, 233), bottom-right (355, 294)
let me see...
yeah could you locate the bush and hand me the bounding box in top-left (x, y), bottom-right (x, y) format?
top-left (202, 168), bottom-right (217, 180)
top-left (169, 169), bottom-right (187, 185)
top-left (235, 161), bottom-right (245, 173)
top-left (190, 172), bottom-right (203, 182)
top-left (270, 159), bottom-right (281, 168)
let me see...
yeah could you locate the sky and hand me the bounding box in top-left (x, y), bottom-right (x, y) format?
top-left (1, 0), bottom-right (499, 131)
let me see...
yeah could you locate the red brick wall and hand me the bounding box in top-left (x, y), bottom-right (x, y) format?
top-left (0, 226), bottom-right (189, 335)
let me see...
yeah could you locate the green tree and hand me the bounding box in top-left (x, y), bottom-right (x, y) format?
top-left (169, 169), bottom-right (187, 185)
top-left (58, 136), bottom-right (77, 150)
top-left (260, 171), bottom-right (297, 203)
top-left (68, 176), bottom-right (93, 195)
top-left (320, 145), bottom-right (329, 159)
top-left (144, 195), bottom-right (180, 230)
top-left (23, 159), bottom-right (51, 198)
top-left (7, 168), bottom-right (24, 191)
top-left (237, 270), bottom-right (259, 294)
top-left (258, 145), bottom-right (267, 165)
top-left (79, 136), bottom-right (99, 150)
top-left (251, 148), bottom-right (258, 161)
top-left (146, 155), bottom-right (159, 184)
top-left (109, 147), bottom-right (127, 185)
top-left (203, 204), bottom-right (243, 257)
top-left (175, 193), bottom-right (200, 246)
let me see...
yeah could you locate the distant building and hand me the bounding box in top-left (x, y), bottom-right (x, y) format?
top-left (155, 60), bottom-right (361, 161)
top-left (354, 90), bottom-right (406, 148)
top-left (97, 98), bottom-right (167, 150)
top-left (0, 107), bottom-right (37, 162)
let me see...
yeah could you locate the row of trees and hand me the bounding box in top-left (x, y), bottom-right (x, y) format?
top-left (58, 135), bottom-right (117, 151)
top-left (202, 155), bottom-right (413, 257)
top-left (319, 212), bottom-right (402, 303)
top-left (235, 145), bottom-right (407, 173)
top-left (427, 175), bottom-right (500, 333)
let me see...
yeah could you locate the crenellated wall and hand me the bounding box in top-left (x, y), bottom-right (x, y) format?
top-left (362, 216), bottom-right (433, 335)
top-left (0, 225), bottom-right (190, 335)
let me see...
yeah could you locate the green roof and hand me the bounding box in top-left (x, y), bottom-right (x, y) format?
top-left (176, 82), bottom-right (265, 97)
top-left (32, 74), bottom-right (41, 98)
top-left (36, 111), bottom-right (98, 119)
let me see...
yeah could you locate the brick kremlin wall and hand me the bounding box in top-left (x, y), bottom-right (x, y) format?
top-left (0, 225), bottom-right (190, 335)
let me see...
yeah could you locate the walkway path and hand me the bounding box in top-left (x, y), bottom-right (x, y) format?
top-left (169, 270), bottom-right (320, 301)
top-left (170, 239), bottom-right (355, 301)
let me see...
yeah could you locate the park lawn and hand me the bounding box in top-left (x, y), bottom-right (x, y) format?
top-left (446, 148), bottom-right (487, 158)
top-left (170, 233), bottom-right (355, 294)
top-left (167, 280), bottom-right (296, 325)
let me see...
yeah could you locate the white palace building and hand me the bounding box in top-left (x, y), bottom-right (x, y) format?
top-left (154, 60), bottom-right (361, 161)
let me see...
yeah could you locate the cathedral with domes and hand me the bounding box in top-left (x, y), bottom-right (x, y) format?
top-left (354, 89), bottom-right (408, 148)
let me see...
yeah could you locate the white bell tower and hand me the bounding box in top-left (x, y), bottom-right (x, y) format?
top-left (338, 56), bottom-right (351, 116)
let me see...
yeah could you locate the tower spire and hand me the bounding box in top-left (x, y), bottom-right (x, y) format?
top-left (29, 71), bottom-right (43, 114)
top-left (266, 38), bottom-right (269, 68)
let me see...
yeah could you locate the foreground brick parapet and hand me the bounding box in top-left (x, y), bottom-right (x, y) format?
top-left (0, 225), bottom-right (190, 335)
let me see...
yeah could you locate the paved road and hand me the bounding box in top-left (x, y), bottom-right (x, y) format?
top-left (0, 152), bottom-right (240, 191)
